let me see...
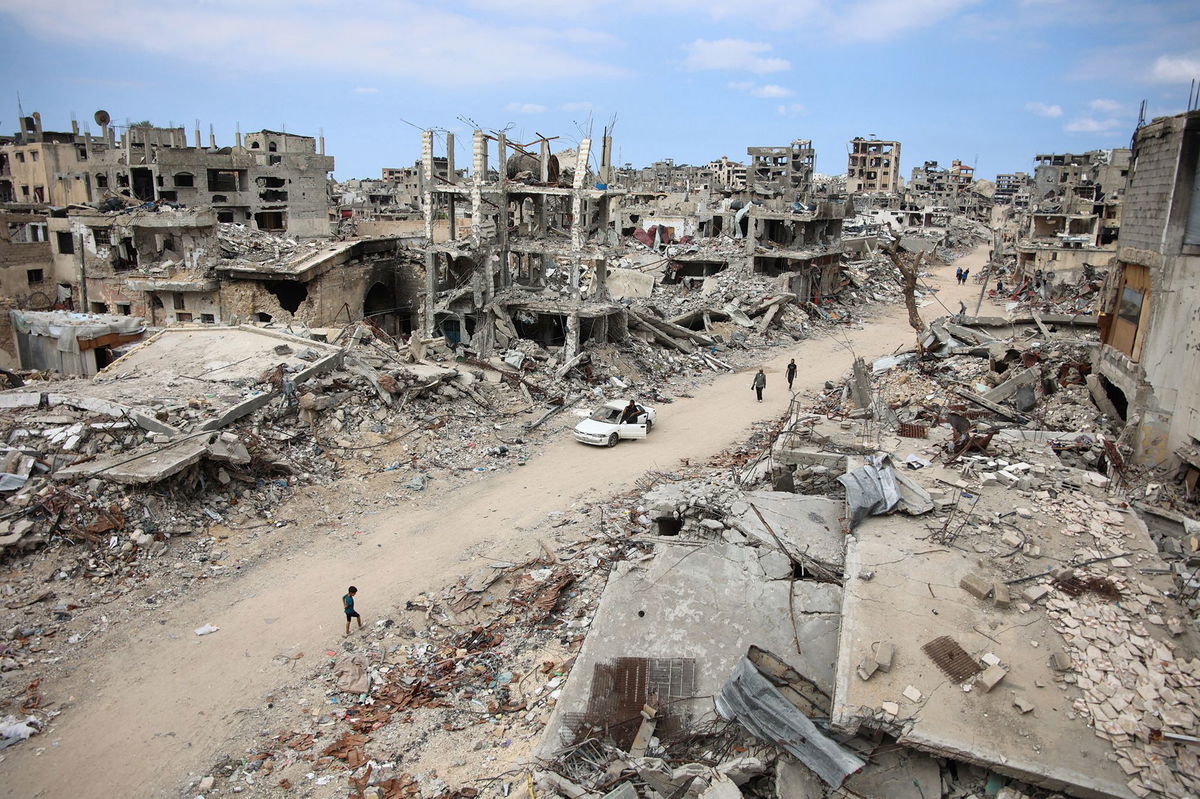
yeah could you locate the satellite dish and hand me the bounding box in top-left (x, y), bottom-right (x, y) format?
top-left (94, 110), bottom-right (111, 126)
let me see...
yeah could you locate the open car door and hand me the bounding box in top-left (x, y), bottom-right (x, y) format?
top-left (618, 421), bottom-right (648, 440)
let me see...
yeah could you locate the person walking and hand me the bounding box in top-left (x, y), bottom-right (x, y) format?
top-left (962, 267), bottom-right (970, 284)
top-left (752, 369), bottom-right (766, 403)
top-left (343, 586), bottom-right (362, 635)
top-left (786, 359), bottom-right (797, 392)
top-left (955, 266), bottom-right (963, 285)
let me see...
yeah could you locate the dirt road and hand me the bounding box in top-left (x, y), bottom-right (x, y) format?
top-left (0, 246), bottom-right (991, 798)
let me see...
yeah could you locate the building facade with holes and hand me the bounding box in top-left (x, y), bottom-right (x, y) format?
top-left (1094, 109), bottom-right (1200, 468)
top-left (2, 112), bottom-right (334, 238)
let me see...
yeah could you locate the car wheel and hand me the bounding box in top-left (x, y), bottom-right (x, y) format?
top-left (645, 419), bottom-right (653, 432)
top-left (606, 433), bottom-right (619, 448)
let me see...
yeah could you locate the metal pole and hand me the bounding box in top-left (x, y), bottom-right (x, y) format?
top-left (973, 227), bottom-right (998, 315)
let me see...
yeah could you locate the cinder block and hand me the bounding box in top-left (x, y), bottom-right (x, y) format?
top-left (993, 582), bottom-right (1011, 608)
top-left (977, 664), bottom-right (1008, 692)
top-left (1050, 652), bottom-right (1073, 672)
top-left (1022, 584), bottom-right (1051, 603)
top-left (960, 573), bottom-right (992, 600)
top-left (874, 642), bottom-right (895, 673)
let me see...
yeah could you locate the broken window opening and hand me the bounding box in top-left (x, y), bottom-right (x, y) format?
top-left (174, 172), bottom-right (195, 187)
top-left (259, 190), bottom-right (288, 202)
top-left (56, 231), bottom-right (75, 254)
top-left (95, 173), bottom-right (109, 188)
top-left (254, 211), bottom-right (286, 231)
top-left (262, 280), bottom-right (308, 313)
top-left (256, 312), bottom-right (273, 323)
top-left (26, 268), bottom-right (44, 285)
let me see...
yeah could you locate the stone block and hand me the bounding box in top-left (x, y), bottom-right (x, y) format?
top-left (874, 642), bottom-right (895, 672)
top-left (960, 573), bottom-right (992, 600)
top-left (993, 582), bottom-right (1011, 608)
top-left (977, 664), bottom-right (1008, 692)
top-left (1022, 584), bottom-right (1050, 603)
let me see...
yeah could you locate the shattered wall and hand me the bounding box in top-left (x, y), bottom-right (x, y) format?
top-left (1097, 110), bottom-right (1200, 464)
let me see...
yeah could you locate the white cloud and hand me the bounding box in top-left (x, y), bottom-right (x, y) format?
top-left (751, 84), bottom-right (793, 98)
top-left (777, 103), bottom-right (806, 117)
top-left (830, 0), bottom-right (979, 42)
top-left (728, 81), bottom-right (793, 98)
top-left (1064, 117), bottom-right (1121, 133)
top-left (1024, 101), bottom-right (1063, 118)
top-left (505, 102), bottom-right (547, 114)
top-left (1150, 54), bottom-right (1200, 83)
top-left (352, 87), bottom-right (380, 95)
top-left (0, 0), bottom-right (627, 86)
top-left (1089, 98), bottom-right (1122, 113)
top-left (560, 101), bottom-right (594, 112)
top-left (683, 39), bottom-right (790, 74)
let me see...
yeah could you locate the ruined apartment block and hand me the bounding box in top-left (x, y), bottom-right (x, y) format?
top-left (847, 137), bottom-right (901, 194)
top-left (0, 112), bottom-right (334, 238)
top-left (746, 140), bottom-right (815, 203)
top-left (1094, 108), bottom-right (1200, 467)
top-left (40, 205), bottom-right (421, 336)
top-left (994, 171), bottom-right (1031, 205)
top-left (421, 128), bottom-right (628, 360)
top-left (1013, 148), bottom-right (1130, 282)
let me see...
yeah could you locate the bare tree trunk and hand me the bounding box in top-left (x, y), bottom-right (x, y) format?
top-left (886, 245), bottom-right (926, 355)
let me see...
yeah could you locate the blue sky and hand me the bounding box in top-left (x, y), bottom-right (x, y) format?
top-left (1, 0), bottom-right (1198, 181)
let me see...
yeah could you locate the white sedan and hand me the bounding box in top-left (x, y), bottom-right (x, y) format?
top-left (573, 400), bottom-right (657, 447)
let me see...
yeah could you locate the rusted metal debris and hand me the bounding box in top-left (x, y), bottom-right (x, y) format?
top-left (922, 636), bottom-right (983, 683)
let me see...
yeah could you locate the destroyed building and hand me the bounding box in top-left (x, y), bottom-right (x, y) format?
top-left (420, 128), bottom-right (629, 359)
top-left (1094, 108), bottom-right (1200, 469)
top-left (996, 171), bottom-right (1032, 204)
top-left (746, 140), bottom-right (815, 203)
top-left (907, 159), bottom-right (979, 213)
top-left (847, 136), bottom-right (902, 193)
top-left (31, 203), bottom-right (422, 337)
top-left (0, 111), bottom-right (335, 238)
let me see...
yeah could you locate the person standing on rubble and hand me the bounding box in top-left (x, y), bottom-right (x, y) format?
top-left (786, 359), bottom-right (797, 393)
top-left (752, 369), bottom-right (767, 403)
top-left (343, 586), bottom-right (362, 635)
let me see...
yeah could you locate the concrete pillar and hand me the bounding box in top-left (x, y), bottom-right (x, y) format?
top-left (570, 192), bottom-right (585, 252)
top-left (423, 250), bottom-right (437, 337)
top-left (564, 311), bottom-right (580, 361)
top-left (32, 112), bottom-right (42, 139)
top-left (601, 135), bottom-right (613, 184)
top-left (195, 127), bottom-right (201, 149)
top-left (71, 119), bottom-right (80, 135)
top-left (235, 129), bottom-right (243, 149)
top-left (319, 136), bottom-right (325, 156)
top-left (539, 139), bottom-right (550, 183)
top-left (209, 125), bottom-right (216, 149)
top-left (421, 130), bottom-right (435, 241)
top-left (471, 130), bottom-right (485, 240)
top-left (497, 133), bottom-right (507, 181)
top-left (445, 132), bottom-right (456, 185)
top-left (574, 139), bottom-right (592, 190)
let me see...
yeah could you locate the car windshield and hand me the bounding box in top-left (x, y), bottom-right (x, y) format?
top-left (590, 407), bottom-right (621, 422)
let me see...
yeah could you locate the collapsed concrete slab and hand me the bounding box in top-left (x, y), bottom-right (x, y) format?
top-left (831, 511), bottom-right (1141, 799)
top-left (535, 543), bottom-right (841, 763)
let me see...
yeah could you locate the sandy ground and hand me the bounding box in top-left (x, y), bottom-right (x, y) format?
top-left (0, 246), bottom-right (992, 798)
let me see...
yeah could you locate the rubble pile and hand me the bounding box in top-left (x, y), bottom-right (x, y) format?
top-left (217, 222), bottom-right (322, 268)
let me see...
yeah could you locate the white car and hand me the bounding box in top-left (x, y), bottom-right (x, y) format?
top-left (573, 400), bottom-right (657, 447)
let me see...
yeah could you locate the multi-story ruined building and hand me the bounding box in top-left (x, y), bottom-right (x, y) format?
top-left (1094, 109), bottom-right (1200, 467)
top-left (994, 172), bottom-right (1031, 204)
top-left (703, 156), bottom-right (747, 192)
top-left (38, 205), bottom-right (421, 335)
top-left (746, 140), bottom-right (815, 203)
top-left (420, 128), bottom-right (628, 359)
top-left (1, 112), bottom-right (335, 238)
top-left (847, 137), bottom-right (902, 193)
top-left (1012, 149), bottom-right (1130, 282)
